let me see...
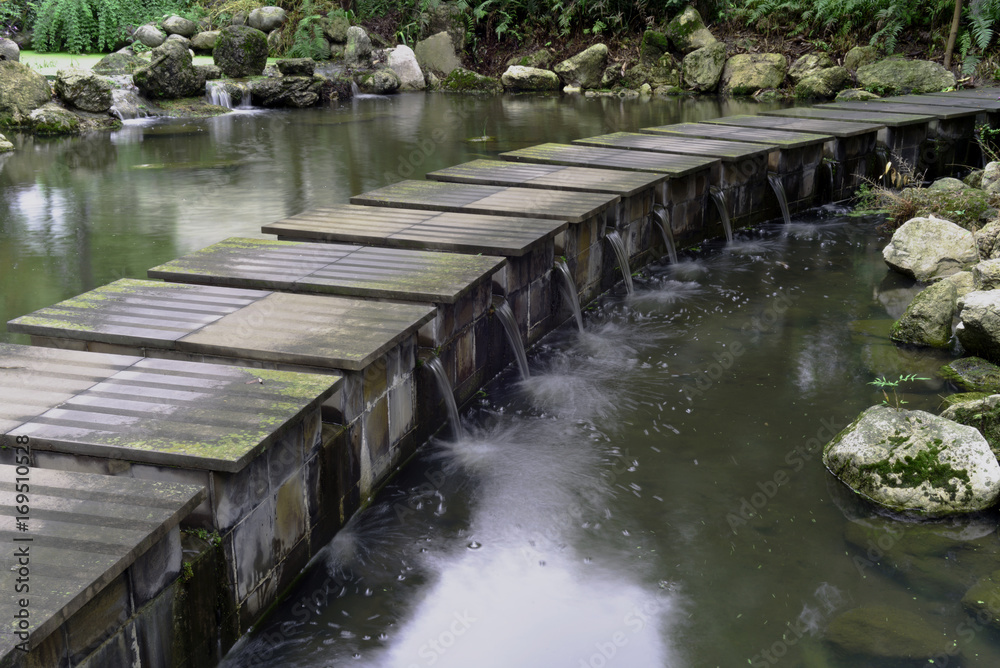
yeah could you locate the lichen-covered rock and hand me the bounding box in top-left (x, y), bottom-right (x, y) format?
top-left (501, 65), bottom-right (560, 92)
top-left (248, 6), bottom-right (287, 33)
top-left (943, 270), bottom-right (976, 300)
top-left (794, 66), bottom-right (849, 99)
top-left (942, 396), bottom-right (1000, 457)
top-left (858, 57), bottom-right (956, 95)
top-left (836, 88), bottom-right (880, 101)
top-left (344, 26), bottom-right (372, 68)
top-left (0, 133), bottom-right (13, 152)
top-left (249, 76), bottom-right (322, 107)
top-left (889, 279), bottom-right (957, 348)
top-left (720, 53), bottom-right (787, 96)
top-left (957, 291), bottom-right (1000, 361)
top-left (357, 68), bottom-right (401, 94)
top-left (977, 220), bottom-right (1000, 259)
top-left (214, 25), bottom-right (268, 78)
top-left (92, 51), bottom-right (147, 75)
top-left (415, 31), bottom-right (462, 76)
top-left (163, 15), bottom-right (198, 37)
top-left (388, 45), bottom-right (425, 90)
top-left (54, 68), bottom-right (112, 113)
top-left (196, 64), bottom-right (222, 81)
top-left (941, 357), bottom-right (1000, 393)
top-left (421, 1), bottom-right (467, 50)
top-left (600, 62), bottom-right (624, 88)
top-left (165, 33), bottom-right (192, 50)
top-left (962, 571), bottom-right (1000, 629)
top-left (276, 58), bottom-right (315, 77)
top-left (623, 55), bottom-right (680, 89)
top-left (28, 103), bottom-right (80, 135)
top-left (324, 15), bottom-right (350, 43)
top-left (788, 53), bottom-right (834, 83)
top-left (553, 44), bottom-right (608, 89)
top-left (682, 42), bottom-right (726, 92)
top-left (11, 30), bottom-right (31, 51)
top-left (882, 216), bottom-right (979, 282)
top-left (134, 40), bottom-right (207, 99)
top-left (665, 6), bottom-right (718, 54)
top-left (0, 61), bottom-right (52, 126)
top-left (930, 177), bottom-right (970, 192)
top-left (844, 45), bottom-right (879, 71)
top-left (190, 31), bottom-right (219, 53)
top-left (0, 37), bottom-right (20, 62)
top-left (135, 23), bottom-right (166, 48)
top-left (441, 68), bottom-right (501, 94)
top-left (506, 49), bottom-right (553, 70)
top-left (827, 606), bottom-right (953, 660)
top-left (640, 30), bottom-right (669, 65)
top-left (823, 405), bottom-right (1000, 516)
top-left (981, 161), bottom-right (1000, 195)
top-left (974, 259), bottom-right (1000, 291)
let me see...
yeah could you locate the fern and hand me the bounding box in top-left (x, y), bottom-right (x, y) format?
top-left (31, 0), bottom-right (186, 53)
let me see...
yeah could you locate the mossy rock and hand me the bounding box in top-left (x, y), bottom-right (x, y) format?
top-left (506, 49), bottom-right (553, 70)
top-left (214, 25), bottom-right (269, 78)
top-left (888, 279), bottom-right (956, 348)
top-left (941, 392), bottom-right (991, 409)
top-left (858, 57), bottom-right (956, 95)
top-left (836, 88), bottom-right (880, 101)
top-left (962, 570), bottom-right (1000, 630)
top-left (92, 51), bottom-right (149, 75)
top-left (640, 30), bottom-right (669, 65)
top-left (941, 357), bottom-right (1000, 393)
top-left (827, 605), bottom-right (952, 660)
top-left (942, 394), bottom-right (1000, 456)
top-left (890, 186), bottom-right (992, 231)
top-left (441, 68), bottom-right (501, 94)
top-left (0, 61), bottom-right (52, 127)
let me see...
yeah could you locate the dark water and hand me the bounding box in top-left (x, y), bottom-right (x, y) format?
top-left (3, 94), bottom-right (999, 667)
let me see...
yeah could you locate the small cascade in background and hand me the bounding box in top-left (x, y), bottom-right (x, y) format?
top-left (492, 296), bottom-right (530, 380)
top-left (822, 160), bottom-right (837, 201)
top-left (709, 187), bottom-right (734, 244)
top-left (109, 76), bottom-right (151, 121)
top-left (767, 172), bottom-right (792, 225)
top-left (650, 204), bottom-right (678, 264)
top-left (605, 230), bottom-right (634, 296)
top-left (351, 81), bottom-right (361, 97)
top-left (206, 81), bottom-right (253, 110)
top-left (553, 260), bottom-right (584, 333)
top-left (423, 355), bottom-right (465, 441)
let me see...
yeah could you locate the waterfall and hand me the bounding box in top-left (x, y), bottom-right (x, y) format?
top-left (767, 172), bottom-right (792, 225)
top-left (554, 260), bottom-right (584, 333)
top-left (351, 81), bottom-right (361, 97)
top-left (424, 355), bottom-right (465, 441)
top-left (492, 296), bottom-right (530, 380)
top-left (605, 230), bottom-right (634, 296)
top-left (650, 204), bottom-right (678, 265)
top-left (822, 160), bottom-right (836, 201)
top-left (109, 78), bottom-right (151, 121)
top-left (206, 81), bottom-right (252, 110)
top-left (709, 187), bottom-right (733, 244)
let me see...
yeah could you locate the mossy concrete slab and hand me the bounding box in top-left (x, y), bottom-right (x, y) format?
top-left (818, 100), bottom-right (979, 121)
top-left (500, 142), bottom-right (719, 177)
top-left (762, 106), bottom-right (933, 127)
top-left (426, 159), bottom-right (667, 197)
top-left (572, 131), bottom-right (776, 162)
top-left (148, 237), bottom-right (505, 304)
top-left (640, 122), bottom-right (830, 148)
top-left (892, 93), bottom-right (1000, 112)
top-left (706, 114), bottom-right (884, 138)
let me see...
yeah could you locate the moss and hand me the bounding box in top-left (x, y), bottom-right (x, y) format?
top-left (859, 443), bottom-right (970, 501)
top-left (441, 68), bottom-right (501, 95)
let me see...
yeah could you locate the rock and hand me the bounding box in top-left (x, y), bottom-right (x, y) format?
top-left (720, 53), bottom-right (787, 96)
top-left (844, 45), bottom-right (879, 71)
top-left (794, 66), bottom-right (849, 99)
top-left (957, 291), bottom-right (1000, 360)
top-left (836, 88), bottom-right (880, 101)
top-left (974, 259), bottom-right (1000, 291)
top-left (981, 161), bottom-right (1000, 195)
top-left (639, 83), bottom-right (652, 95)
top-left (501, 66), bottom-right (562, 92)
top-left (858, 57), bottom-right (956, 95)
top-left (977, 220), bottom-right (1000, 259)
top-left (553, 44), bottom-right (608, 89)
top-left (0, 133), bottom-right (11, 152)
top-left (357, 68), bottom-right (401, 94)
top-left (134, 40), bottom-right (207, 99)
top-left (214, 26), bottom-right (269, 78)
top-left (249, 6), bottom-right (287, 33)
top-left (388, 45), bottom-right (425, 90)
top-left (277, 58), bottom-right (315, 77)
top-left (882, 216), bottom-right (979, 282)
top-left (249, 76), bottom-right (322, 107)
top-left (191, 31), bottom-right (219, 53)
top-left (640, 30), bottom-right (669, 65)
top-left (0, 37), bottom-right (19, 62)
top-left (165, 34), bottom-right (192, 50)
top-left (827, 606), bottom-right (951, 660)
top-left (506, 49), bottom-right (553, 70)
top-left (943, 270), bottom-right (976, 299)
top-left (92, 51), bottom-right (147, 75)
top-left (135, 24), bottom-right (166, 48)
top-left (345, 26), bottom-right (373, 68)
top-left (196, 64), bottom-right (222, 81)
top-left (441, 68), bottom-right (501, 94)
top-left (28, 103), bottom-right (80, 135)
top-left (943, 396), bottom-right (1000, 457)
top-left (665, 6), bottom-right (718, 54)
top-left (231, 12), bottom-right (248, 26)
top-left (889, 280), bottom-right (957, 348)
top-left (788, 53), bottom-right (834, 83)
top-left (0, 61), bottom-right (52, 126)
top-left (324, 15), bottom-right (350, 43)
top-left (623, 55), bottom-right (680, 89)
top-left (941, 392), bottom-right (991, 409)
top-left (163, 15), bottom-right (198, 37)
top-left (930, 177), bottom-right (970, 192)
top-left (682, 42), bottom-right (726, 92)
top-left (962, 570), bottom-right (1000, 629)
top-left (54, 68), bottom-right (112, 113)
top-left (823, 405), bottom-right (1000, 516)
top-left (600, 62), bottom-right (623, 88)
top-left (941, 357), bottom-right (1000, 393)
top-left (413, 32), bottom-right (462, 75)
top-left (421, 1), bottom-right (467, 50)
top-left (965, 169), bottom-right (984, 189)
top-left (11, 31), bottom-right (31, 51)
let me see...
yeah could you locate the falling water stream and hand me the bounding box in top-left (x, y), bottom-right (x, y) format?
top-left (650, 203), bottom-right (679, 264)
top-left (553, 259), bottom-right (584, 333)
top-left (492, 296), bottom-right (530, 380)
top-left (708, 187), bottom-right (734, 244)
top-left (423, 355), bottom-right (465, 441)
top-left (767, 172), bottom-right (792, 226)
top-left (604, 229), bottom-right (634, 296)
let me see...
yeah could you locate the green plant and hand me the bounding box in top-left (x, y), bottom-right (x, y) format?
top-left (869, 374), bottom-right (930, 411)
top-left (287, 1), bottom-right (329, 60)
top-left (31, 0), bottom-right (186, 53)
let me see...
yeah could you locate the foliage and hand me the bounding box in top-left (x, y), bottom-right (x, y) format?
top-left (870, 374), bottom-right (930, 411)
top-left (0, 0), bottom-right (38, 36)
top-left (285, 0), bottom-right (329, 59)
top-left (31, 0), bottom-right (188, 53)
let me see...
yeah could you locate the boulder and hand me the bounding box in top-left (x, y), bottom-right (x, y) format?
top-left (0, 37), bottom-right (19, 62)
top-left (421, 1), bottom-right (467, 50)
top-left (163, 15), bottom-right (198, 37)
top-left (794, 66), bottom-right (849, 99)
top-left (640, 30), bottom-right (669, 65)
top-left (981, 161), bottom-right (1000, 195)
top-left (965, 169), bottom-right (984, 188)
top-left (962, 571), bottom-right (1000, 630)
top-left (827, 606), bottom-right (952, 660)
top-left (357, 68), bottom-right (401, 94)
top-left (943, 270), bottom-right (976, 300)
top-left (0, 133), bottom-right (12, 152)
top-left (788, 53), bottom-right (834, 83)
top-left (196, 64), bottom-right (222, 81)
top-left (977, 220), bottom-right (1000, 259)
top-left (214, 26), bottom-right (269, 78)
top-left (54, 68), bottom-right (112, 113)
top-left (388, 45), bottom-right (425, 90)
top-left (942, 396), bottom-right (1000, 457)
top-left (553, 44), bottom-right (608, 89)
top-left (134, 40), bottom-right (207, 99)
top-left (930, 177), bottom-right (970, 192)
top-left (276, 58), bottom-right (315, 77)
top-left (134, 24), bottom-right (166, 48)
top-left (941, 392), bottom-right (991, 410)
top-left (344, 26), bottom-right (373, 68)
top-left (441, 68), bottom-right (501, 94)
top-left (623, 55), bottom-right (680, 89)
top-left (600, 62), bottom-right (624, 88)
top-left (165, 34), bottom-right (192, 50)
top-left (957, 290), bottom-right (1000, 360)
top-left (836, 88), bottom-right (880, 101)
top-left (665, 6), bottom-right (718, 54)
top-left (882, 216), bottom-right (979, 282)
top-left (506, 49), bottom-right (553, 70)
top-left (941, 357), bottom-right (1000, 393)
top-left (248, 6), bottom-right (287, 33)
top-left (682, 42), bottom-right (726, 92)
top-left (414, 31), bottom-right (462, 75)
top-left (720, 53), bottom-right (787, 96)
top-left (28, 103), bottom-right (80, 135)
top-left (844, 45), bottom-right (879, 71)
top-left (190, 31), bottom-right (219, 53)
top-left (974, 259), bottom-right (1000, 290)
top-left (92, 51), bottom-right (147, 75)
top-left (11, 31), bottom-right (31, 51)
top-left (823, 405), bottom-right (1000, 516)
top-left (858, 57), bottom-right (956, 95)
top-left (249, 76), bottom-right (322, 107)
top-left (0, 61), bottom-right (52, 126)
top-left (889, 279), bottom-right (957, 348)
top-left (501, 66), bottom-right (560, 92)
top-left (324, 15), bottom-right (350, 43)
